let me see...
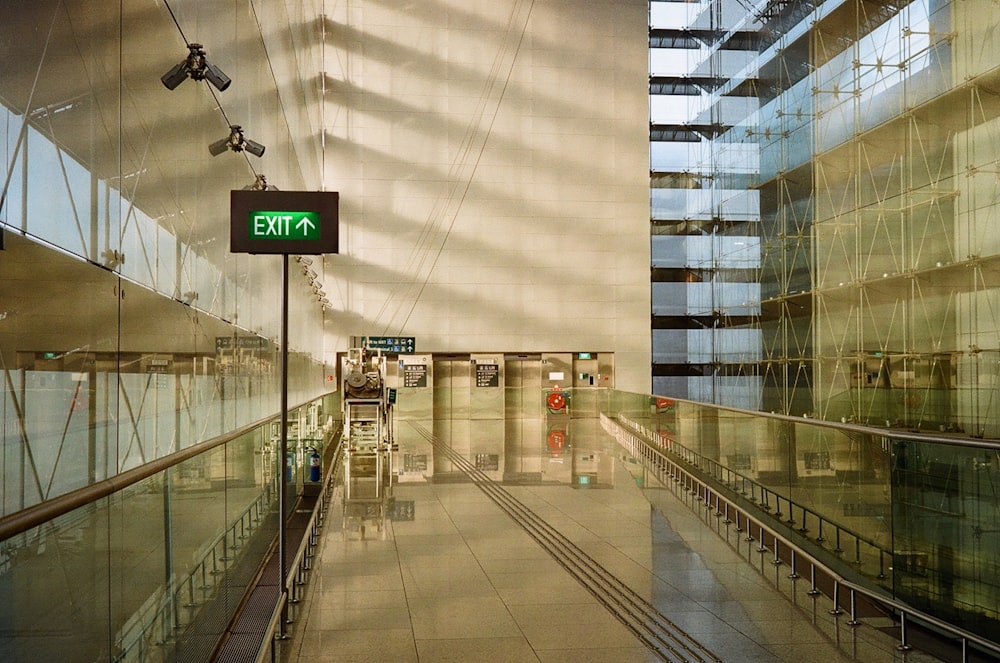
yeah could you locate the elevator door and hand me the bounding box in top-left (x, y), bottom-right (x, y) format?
top-left (505, 355), bottom-right (542, 420)
top-left (504, 355), bottom-right (543, 479)
top-left (432, 356), bottom-right (470, 474)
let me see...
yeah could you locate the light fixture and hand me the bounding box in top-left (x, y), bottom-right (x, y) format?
top-left (209, 125), bottom-right (265, 157)
top-left (243, 174), bottom-right (278, 191)
top-left (161, 43), bottom-right (231, 91)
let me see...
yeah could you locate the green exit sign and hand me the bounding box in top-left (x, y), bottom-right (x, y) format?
top-left (231, 190), bottom-right (338, 255)
top-left (250, 211), bottom-right (320, 240)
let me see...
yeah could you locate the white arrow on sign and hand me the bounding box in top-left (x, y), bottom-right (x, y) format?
top-left (296, 216), bottom-right (316, 236)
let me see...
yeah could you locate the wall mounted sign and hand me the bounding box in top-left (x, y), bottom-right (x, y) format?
top-left (364, 336), bottom-right (416, 354)
top-left (476, 363), bottom-right (499, 387)
top-left (403, 364), bottom-right (428, 388)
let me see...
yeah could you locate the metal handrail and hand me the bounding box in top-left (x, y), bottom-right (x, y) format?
top-left (113, 488), bottom-right (274, 660)
top-left (0, 394), bottom-right (334, 543)
top-left (603, 414), bottom-right (1000, 662)
top-left (630, 390), bottom-right (1000, 451)
top-left (285, 431), bottom-right (343, 601)
top-left (255, 593), bottom-right (288, 663)
top-left (256, 429), bottom-right (344, 663)
top-left (617, 415), bottom-right (887, 571)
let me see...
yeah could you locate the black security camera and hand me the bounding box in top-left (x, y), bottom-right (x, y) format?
top-left (209, 125), bottom-right (265, 157)
top-left (162, 43), bottom-right (231, 92)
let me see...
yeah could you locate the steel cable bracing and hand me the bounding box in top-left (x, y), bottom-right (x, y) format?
top-left (162, 0), bottom-right (262, 180)
top-left (0, 0), bottom-right (60, 216)
top-left (406, 422), bottom-right (722, 663)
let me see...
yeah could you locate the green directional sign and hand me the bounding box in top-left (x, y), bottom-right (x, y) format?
top-left (249, 210), bottom-right (321, 241)
top-left (231, 190), bottom-right (338, 254)
top-left (364, 336), bottom-right (416, 354)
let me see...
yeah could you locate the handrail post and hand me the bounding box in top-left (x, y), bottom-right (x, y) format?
top-left (898, 612), bottom-right (913, 651)
top-left (848, 589), bottom-right (861, 626)
top-left (830, 580), bottom-right (843, 615)
top-left (808, 564), bottom-right (821, 596)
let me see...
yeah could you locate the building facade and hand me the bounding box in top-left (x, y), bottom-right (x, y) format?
top-left (651, 0), bottom-right (1000, 439)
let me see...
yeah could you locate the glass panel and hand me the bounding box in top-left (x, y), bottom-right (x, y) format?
top-left (0, 399), bottom-right (290, 660)
top-left (892, 437), bottom-right (1000, 641)
top-left (601, 387), bottom-right (1000, 642)
top-left (0, 500), bottom-right (113, 662)
top-left (0, 233), bottom-right (121, 513)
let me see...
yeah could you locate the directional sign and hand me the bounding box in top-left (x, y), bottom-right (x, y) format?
top-left (230, 190), bottom-right (338, 254)
top-left (250, 211), bottom-right (320, 241)
top-left (364, 336), bottom-right (416, 354)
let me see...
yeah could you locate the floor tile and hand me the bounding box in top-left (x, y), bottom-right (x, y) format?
top-left (280, 426), bottom-right (950, 663)
top-left (415, 636), bottom-right (540, 662)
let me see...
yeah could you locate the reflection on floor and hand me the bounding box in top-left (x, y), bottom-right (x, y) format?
top-left (279, 431), bottom-right (943, 663)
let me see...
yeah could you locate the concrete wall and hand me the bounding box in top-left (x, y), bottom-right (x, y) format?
top-left (320, 0), bottom-right (651, 392)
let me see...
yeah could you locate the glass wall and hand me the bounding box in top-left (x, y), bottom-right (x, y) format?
top-left (651, 0), bottom-right (1000, 439)
top-left (0, 395), bottom-right (336, 663)
top-left (649, 0), bottom-right (763, 406)
top-left (0, 0), bottom-right (332, 514)
top-left (604, 387), bottom-right (1000, 643)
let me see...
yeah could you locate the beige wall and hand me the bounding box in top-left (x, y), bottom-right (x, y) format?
top-left (320, 0), bottom-right (651, 392)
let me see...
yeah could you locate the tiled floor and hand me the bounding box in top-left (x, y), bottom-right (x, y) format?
top-left (278, 439), bottom-right (945, 663)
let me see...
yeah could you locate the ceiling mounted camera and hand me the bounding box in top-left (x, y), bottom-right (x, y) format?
top-left (161, 43), bottom-right (231, 91)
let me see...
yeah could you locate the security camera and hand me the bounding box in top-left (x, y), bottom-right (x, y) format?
top-left (161, 43), bottom-right (231, 92)
top-left (209, 125), bottom-right (266, 157)
top-left (242, 137), bottom-right (266, 158)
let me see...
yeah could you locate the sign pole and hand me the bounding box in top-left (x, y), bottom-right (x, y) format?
top-left (278, 253), bottom-right (289, 637)
top-left (228, 189), bottom-right (338, 643)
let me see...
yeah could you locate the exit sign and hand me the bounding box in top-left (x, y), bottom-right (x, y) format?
top-left (230, 190), bottom-right (338, 254)
top-left (251, 211), bottom-right (320, 240)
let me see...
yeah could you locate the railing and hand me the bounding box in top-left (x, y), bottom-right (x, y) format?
top-left (615, 414), bottom-right (891, 582)
top-left (255, 431), bottom-right (344, 663)
top-left (0, 393), bottom-right (337, 663)
top-left (602, 412), bottom-right (1000, 662)
top-left (114, 488), bottom-right (275, 661)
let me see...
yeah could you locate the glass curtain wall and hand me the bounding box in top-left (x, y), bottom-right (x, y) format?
top-left (652, 0), bottom-right (1000, 439)
top-left (810, 0), bottom-right (992, 436)
top-left (0, 0), bottom-right (330, 515)
top-left (650, 1), bottom-right (763, 408)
